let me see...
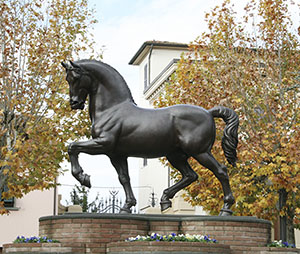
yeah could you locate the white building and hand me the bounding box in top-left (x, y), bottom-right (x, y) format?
top-left (129, 41), bottom-right (205, 215)
top-left (0, 188), bottom-right (57, 248)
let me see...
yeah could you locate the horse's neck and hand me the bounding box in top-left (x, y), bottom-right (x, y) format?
top-left (87, 64), bottom-right (134, 123)
top-left (88, 93), bottom-right (105, 124)
top-left (88, 95), bottom-right (96, 124)
top-left (88, 89), bottom-right (130, 124)
top-left (95, 64), bottom-right (134, 104)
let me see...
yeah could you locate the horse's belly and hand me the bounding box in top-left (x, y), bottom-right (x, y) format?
top-left (115, 125), bottom-right (177, 158)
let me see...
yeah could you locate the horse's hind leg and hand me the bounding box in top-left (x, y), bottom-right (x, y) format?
top-left (160, 153), bottom-right (198, 211)
top-left (110, 156), bottom-right (137, 214)
top-left (193, 152), bottom-right (235, 216)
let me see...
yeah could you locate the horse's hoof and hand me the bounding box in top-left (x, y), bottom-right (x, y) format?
top-left (82, 174), bottom-right (91, 188)
top-left (219, 208), bottom-right (233, 216)
top-left (160, 200), bottom-right (172, 212)
top-left (120, 207), bottom-right (131, 214)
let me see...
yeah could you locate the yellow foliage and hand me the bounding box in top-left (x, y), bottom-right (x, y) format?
top-left (0, 0), bottom-right (98, 213)
top-left (155, 0), bottom-right (300, 228)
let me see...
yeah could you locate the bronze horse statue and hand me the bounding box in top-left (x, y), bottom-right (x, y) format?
top-left (61, 59), bottom-right (239, 215)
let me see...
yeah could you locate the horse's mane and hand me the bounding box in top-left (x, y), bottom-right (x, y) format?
top-left (75, 59), bottom-right (136, 105)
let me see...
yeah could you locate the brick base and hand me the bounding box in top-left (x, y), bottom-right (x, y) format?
top-left (3, 243), bottom-right (300, 254)
top-left (107, 241), bottom-right (231, 254)
top-left (5, 213), bottom-right (298, 254)
top-left (231, 246), bottom-right (300, 254)
top-left (2, 243), bottom-right (73, 254)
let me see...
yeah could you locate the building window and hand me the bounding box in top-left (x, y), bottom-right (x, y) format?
top-left (0, 185), bottom-right (15, 208)
top-left (144, 63), bottom-right (148, 90)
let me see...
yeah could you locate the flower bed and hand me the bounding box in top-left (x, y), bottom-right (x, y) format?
top-left (13, 236), bottom-right (59, 244)
top-left (268, 240), bottom-right (296, 248)
top-left (126, 232), bottom-right (217, 243)
top-left (232, 246), bottom-right (300, 253)
top-left (2, 236), bottom-right (68, 254)
top-left (2, 243), bottom-right (73, 254)
top-left (107, 241), bottom-right (231, 254)
top-left (106, 233), bottom-right (226, 254)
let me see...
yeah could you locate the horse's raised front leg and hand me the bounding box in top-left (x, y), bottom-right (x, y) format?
top-left (68, 137), bottom-right (112, 188)
top-left (161, 153), bottom-right (198, 212)
top-left (68, 145), bottom-right (91, 188)
top-left (110, 156), bottom-right (136, 214)
top-left (193, 152), bottom-right (235, 216)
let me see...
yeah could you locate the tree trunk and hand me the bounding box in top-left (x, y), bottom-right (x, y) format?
top-left (279, 188), bottom-right (295, 245)
top-left (287, 206), bottom-right (295, 245)
top-left (279, 188), bottom-right (287, 241)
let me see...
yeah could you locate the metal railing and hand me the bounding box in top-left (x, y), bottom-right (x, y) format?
top-left (94, 190), bottom-right (138, 214)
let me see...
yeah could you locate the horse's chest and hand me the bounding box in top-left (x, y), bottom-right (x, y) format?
top-left (91, 118), bottom-right (119, 139)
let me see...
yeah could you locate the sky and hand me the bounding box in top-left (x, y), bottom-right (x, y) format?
top-left (58, 0), bottom-right (231, 206)
top-left (87, 0), bottom-right (248, 98)
top-left (57, 0), bottom-right (299, 207)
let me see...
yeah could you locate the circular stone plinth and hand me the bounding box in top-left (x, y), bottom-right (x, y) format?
top-left (39, 214), bottom-right (271, 252)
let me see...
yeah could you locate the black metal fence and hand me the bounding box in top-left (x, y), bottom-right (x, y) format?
top-left (94, 190), bottom-right (138, 214)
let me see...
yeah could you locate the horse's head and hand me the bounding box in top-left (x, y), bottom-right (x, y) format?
top-left (61, 61), bottom-right (91, 110)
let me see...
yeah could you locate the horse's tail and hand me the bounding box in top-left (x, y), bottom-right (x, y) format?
top-left (209, 106), bottom-right (239, 167)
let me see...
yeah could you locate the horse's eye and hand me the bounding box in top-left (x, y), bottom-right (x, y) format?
top-left (66, 73), bottom-right (76, 83)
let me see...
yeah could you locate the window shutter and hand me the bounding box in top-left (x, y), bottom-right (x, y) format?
top-left (0, 185), bottom-right (15, 208)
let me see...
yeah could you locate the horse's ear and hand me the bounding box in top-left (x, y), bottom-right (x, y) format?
top-left (61, 62), bottom-right (68, 69)
top-left (69, 61), bottom-right (82, 79)
top-left (70, 60), bottom-right (81, 70)
top-left (61, 61), bottom-right (72, 70)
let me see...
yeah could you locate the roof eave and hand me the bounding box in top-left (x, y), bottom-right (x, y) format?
top-left (129, 41), bottom-right (189, 65)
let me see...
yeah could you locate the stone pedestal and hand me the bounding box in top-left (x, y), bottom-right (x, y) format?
top-left (38, 214), bottom-right (271, 253)
top-left (5, 214), bottom-right (299, 254)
